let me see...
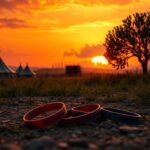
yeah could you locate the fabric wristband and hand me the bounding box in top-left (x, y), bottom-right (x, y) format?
top-left (23, 102), bottom-right (67, 128)
top-left (60, 103), bottom-right (102, 125)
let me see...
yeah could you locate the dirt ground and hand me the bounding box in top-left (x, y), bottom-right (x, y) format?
top-left (0, 97), bottom-right (150, 150)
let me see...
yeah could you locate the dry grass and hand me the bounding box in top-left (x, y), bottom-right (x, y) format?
top-left (0, 73), bottom-right (150, 106)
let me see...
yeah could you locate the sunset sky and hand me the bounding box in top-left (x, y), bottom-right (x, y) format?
top-left (0, 0), bottom-right (150, 68)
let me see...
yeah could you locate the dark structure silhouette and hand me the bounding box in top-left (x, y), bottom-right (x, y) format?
top-left (0, 57), bottom-right (15, 78)
top-left (65, 65), bottom-right (81, 76)
top-left (16, 64), bottom-right (24, 77)
top-left (21, 65), bottom-right (36, 77)
top-left (105, 12), bottom-right (150, 74)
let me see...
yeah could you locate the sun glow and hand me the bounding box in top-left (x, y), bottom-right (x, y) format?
top-left (92, 56), bottom-right (108, 66)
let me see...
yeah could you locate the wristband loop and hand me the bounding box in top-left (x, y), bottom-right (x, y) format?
top-left (60, 103), bottom-right (102, 125)
top-left (101, 107), bottom-right (142, 124)
top-left (23, 102), bottom-right (67, 128)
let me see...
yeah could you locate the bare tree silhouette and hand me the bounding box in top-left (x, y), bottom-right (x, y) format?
top-left (105, 12), bottom-right (150, 74)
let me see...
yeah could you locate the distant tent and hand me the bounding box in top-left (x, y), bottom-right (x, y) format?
top-left (0, 57), bottom-right (15, 78)
top-left (22, 65), bottom-right (36, 77)
top-left (16, 64), bottom-right (24, 77)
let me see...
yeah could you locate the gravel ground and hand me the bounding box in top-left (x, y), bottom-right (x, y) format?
top-left (0, 97), bottom-right (150, 150)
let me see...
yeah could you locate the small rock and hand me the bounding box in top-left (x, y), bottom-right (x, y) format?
top-left (127, 133), bottom-right (137, 139)
top-left (88, 143), bottom-right (98, 150)
top-left (23, 136), bottom-right (54, 150)
top-left (2, 120), bottom-right (10, 124)
top-left (111, 127), bottom-right (119, 134)
top-left (0, 110), bottom-right (3, 114)
top-left (138, 109), bottom-right (150, 115)
top-left (71, 133), bottom-right (78, 138)
top-left (0, 137), bottom-right (5, 144)
top-left (99, 120), bottom-right (118, 129)
top-left (23, 133), bottom-right (39, 140)
top-left (68, 138), bottom-right (88, 148)
top-left (123, 141), bottom-right (140, 150)
top-left (119, 125), bottom-right (142, 134)
top-left (0, 144), bottom-right (22, 150)
top-left (57, 142), bottom-right (69, 149)
top-left (111, 137), bottom-right (122, 146)
top-left (145, 116), bottom-right (150, 122)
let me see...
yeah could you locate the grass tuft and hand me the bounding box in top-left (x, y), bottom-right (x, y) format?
top-left (0, 74), bottom-right (150, 107)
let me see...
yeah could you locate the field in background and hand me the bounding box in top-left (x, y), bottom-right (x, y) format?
top-left (0, 73), bottom-right (150, 107)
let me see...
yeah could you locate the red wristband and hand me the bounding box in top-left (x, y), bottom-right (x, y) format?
top-left (23, 102), bottom-right (67, 128)
top-left (60, 103), bottom-right (102, 125)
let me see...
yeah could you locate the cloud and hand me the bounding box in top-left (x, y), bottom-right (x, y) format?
top-left (74, 0), bottom-right (140, 6)
top-left (0, 0), bottom-right (142, 29)
top-left (0, 18), bottom-right (31, 28)
top-left (64, 49), bottom-right (79, 56)
top-left (0, 47), bottom-right (28, 57)
top-left (0, 0), bottom-right (69, 12)
top-left (0, 0), bottom-right (140, 12)
top-left (64, 44), bottom-right (105, 58)
top-left (0, 0), bottom-right (29, 11)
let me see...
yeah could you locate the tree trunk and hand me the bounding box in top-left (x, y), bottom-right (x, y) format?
top-left (141, 61), bottom-right (148, 75)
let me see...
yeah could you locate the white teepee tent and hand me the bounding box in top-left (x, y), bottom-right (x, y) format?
top-left (0, 57), bottom-right (15, 77)
top-left (16, 64), bottom-right (24, 77)
top-left (22, 65), bottom-right (36, 77)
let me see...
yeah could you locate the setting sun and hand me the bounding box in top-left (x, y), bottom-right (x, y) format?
top-left (92, 56), bottom-right (108, 66)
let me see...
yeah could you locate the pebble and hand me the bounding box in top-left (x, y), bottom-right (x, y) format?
top-left (123, 141), bottom-right (140, 150)
top-left (111, 137), bottom-right (122, 146)
top-left (88, 143), bottom-right (98, 150)
top-left (98, 120), bottom-right (118, 129)
top-left (68, 138), bottom-right (89, 148)
top-left (23, 136), bottom-right (54, 150)
top-left (0, 110), bottom-right (3, 114)
top-left (2, 120), bottom-right (10, 124)
top-left (0, 144), bottom-right (22, 150)
top-left (57, 142), bottom-right (69, 149)
top-left (127, 133), bottom-right (137, 139)
top-left (119, 125), bottom-right (142, 134)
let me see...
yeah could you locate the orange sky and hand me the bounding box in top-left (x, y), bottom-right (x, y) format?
top-left (0, 0), bottom-right (150, 68)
